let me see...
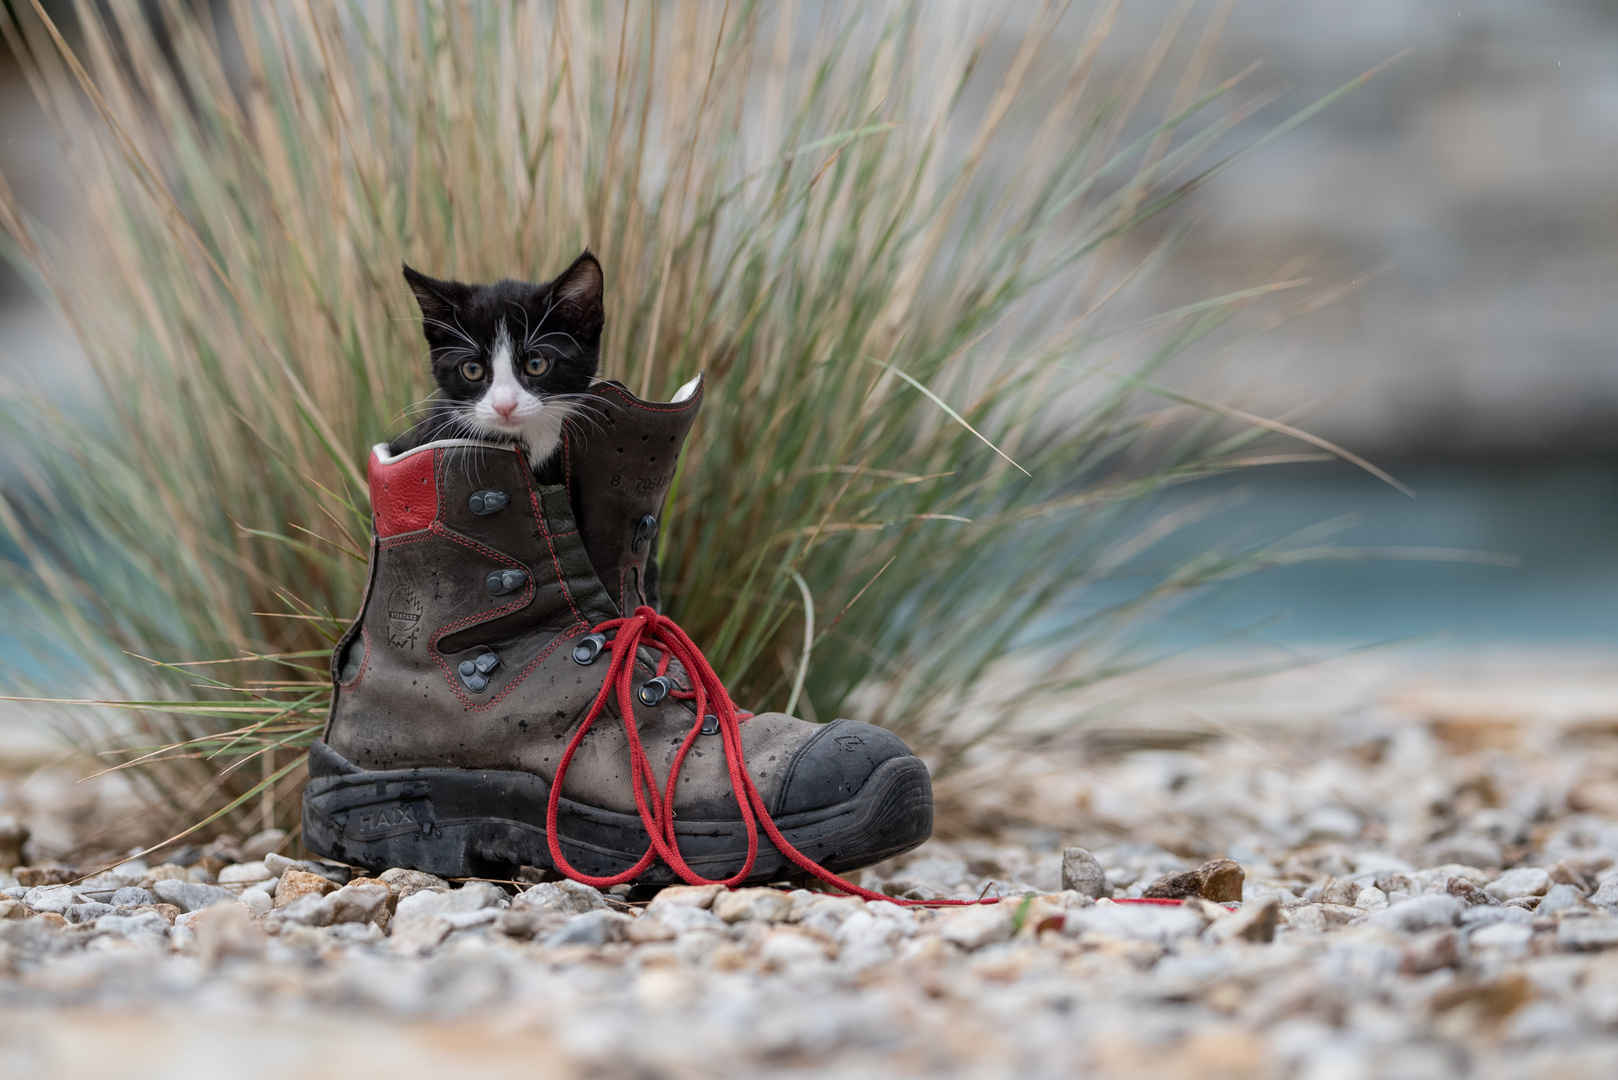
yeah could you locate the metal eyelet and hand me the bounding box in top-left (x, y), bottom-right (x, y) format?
top-left (458, 649), bottom-right (499, 692)
top-left (572, 634), bottom-right (607, 665)
top-left (631, 514), bottom-right (659, 553)
top-left (700, 714), bottom-right (719, 736)
top-left (485, 569), bottom-right (528, 596)
top-left (637, 676), bottom-right (673, 706)
top-left (469, 490), bottom-right (510, 515)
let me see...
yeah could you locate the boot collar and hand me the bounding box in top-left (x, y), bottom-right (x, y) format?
top-left (577, 372), bottom-right (704, 412)
top-left (371, 437), bottom-right (514, 465)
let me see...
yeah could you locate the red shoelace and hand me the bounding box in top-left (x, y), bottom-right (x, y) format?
top-left (544, 606), bottom-right (1181, 909)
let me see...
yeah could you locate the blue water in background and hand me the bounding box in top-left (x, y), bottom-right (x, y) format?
top-left (1130, 457), bottom-right (1618, 647)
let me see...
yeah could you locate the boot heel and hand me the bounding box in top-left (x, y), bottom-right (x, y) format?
top-left (302, 740), bottom-right (552, 879)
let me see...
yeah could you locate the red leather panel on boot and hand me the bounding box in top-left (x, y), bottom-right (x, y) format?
top-left (370, 448), bottom-right (439, 537)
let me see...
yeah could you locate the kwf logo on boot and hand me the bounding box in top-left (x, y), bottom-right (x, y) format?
top-left (386, 583), bottom-right (423, 649)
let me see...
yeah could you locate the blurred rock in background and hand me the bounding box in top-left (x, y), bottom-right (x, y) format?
top-left (1117, 0), bottom-right (1618, 458)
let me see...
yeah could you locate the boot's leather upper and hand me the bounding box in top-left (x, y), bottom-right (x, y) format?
top-left (325, 379), bottom-right (911, 827)
top-left (558, 376), bottom-right (703, 614)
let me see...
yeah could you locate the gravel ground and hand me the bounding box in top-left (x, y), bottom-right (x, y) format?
top-left (4, 651), bottom-right (1618, 1079)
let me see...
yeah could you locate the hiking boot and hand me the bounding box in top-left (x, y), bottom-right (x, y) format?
top-left (303, 377), bottom-right (933, 887)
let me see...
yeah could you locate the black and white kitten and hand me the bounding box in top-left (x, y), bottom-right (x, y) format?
top-left (392, 251), bottom-right (605, 469)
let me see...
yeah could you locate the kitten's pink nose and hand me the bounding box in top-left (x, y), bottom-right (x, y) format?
top-left (495, 401), bottom-right (517, 421)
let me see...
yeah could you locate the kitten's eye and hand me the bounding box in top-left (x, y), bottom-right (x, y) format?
top-left (524, 355), bottom-right (550, 378)
top-left (460, 360), bottom-right (485, 381)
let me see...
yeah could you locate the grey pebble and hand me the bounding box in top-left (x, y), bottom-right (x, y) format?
top-left (1557, 917), bottom-right (1618, 952)
top-left (151, 879), bottom-right (238, 913)
top-left (515, 879), bottom-right (609, 914)
top-left (542, 909), bottom-right (630, 947)
top-left (23, 884), bottom-right (82, 913)
top-left (93, 910), bottom-right (171, 937)
top-left (1537, 883), bottom-right (1589, 915)
top-left (1590, 874), bottom-right (1618, 913)
top-left (1060, 847), bottom-right (1111, 899)
top-left (1367, 894), bottom-right (1463, 934)
top-left (65, 902), bottom-right (117, 924)
top-left (263, 852), bottom-right (349, 885)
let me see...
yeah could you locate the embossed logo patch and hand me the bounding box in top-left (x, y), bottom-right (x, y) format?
top-left (348, 801), bottom-right (433, 840)
top-left (386, 583), bottom-right (422, 649)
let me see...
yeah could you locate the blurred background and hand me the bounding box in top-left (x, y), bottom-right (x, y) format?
top-left (0, 0), bottom-right (1613, 768)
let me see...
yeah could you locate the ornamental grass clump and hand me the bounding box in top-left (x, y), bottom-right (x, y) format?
top-left (0, 0), bottom-right (1378, 842)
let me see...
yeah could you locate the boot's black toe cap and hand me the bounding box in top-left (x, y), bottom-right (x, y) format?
top-left (773, 719), bottom-right (919, 816)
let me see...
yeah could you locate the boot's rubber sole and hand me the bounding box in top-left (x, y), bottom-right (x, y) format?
top-left (301, 739), bottom-right (933, 884)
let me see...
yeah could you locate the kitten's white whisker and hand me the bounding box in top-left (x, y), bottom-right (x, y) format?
top-left (533, 331), bottom-right (581, 351)
top-left (421, 317), bottom-right (478, 350)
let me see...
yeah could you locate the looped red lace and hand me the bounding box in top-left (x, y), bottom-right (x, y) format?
top-left (545, 606), bottom-right (1192, 910)
top-left (544, 606), bottom-right (989, 906)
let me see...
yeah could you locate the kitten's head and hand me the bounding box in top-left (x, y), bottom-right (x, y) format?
top-left (403, 251), bottom-right (604, 463)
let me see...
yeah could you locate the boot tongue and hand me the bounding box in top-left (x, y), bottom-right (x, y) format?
top-left (562, 377), bottom-right (703, 615)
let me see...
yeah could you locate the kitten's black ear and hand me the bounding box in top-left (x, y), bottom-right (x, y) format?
top-left (550, 250), bottom-right (604, 329)
top-left (402, 265), bottom-right (469, 329)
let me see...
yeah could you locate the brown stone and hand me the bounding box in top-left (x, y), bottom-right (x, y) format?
top-left (1285, 902), bottom-right (1364, 933)
top-left (1551, 860), bottom-right (1599, 895)
top-left (344, 876), bottom-right (394, 929)
top-left (197, 855), bottom-right (231, 878)
top-left (34, 912), bottom-right (67, 929)
top-left (647, 883), bottom-right (726, 910)
top-left (0, 817), bottom-right (27, 871)
top-left (131, 904), bottom-right (182, 925)
top-left (1446, 876), bottom-right (1494, 906)
top-left (1145, 859), bottom-right (1246, 903)
top-left (1208, 894), bottom-right (1279, 943)
top-left (626, 916), bottom-right (678, 944)
top-left (15, 866), bottom-right (75, 888)
top-left (1319, 877), bottom-right (1362, 906)
top-left (708, 942), bottom-right (748, 970)
top-left (193, 904), bottom-right (264, 967)
top-left (274, 868), bottom-right (337, 908)
top-left (346, 876), bottom-right (393, 905)
top-left (1141, 870), bottom-right (1202, 900)
top-left (1402, 930), bottom-right (1460, 975)
top-left (147, 864), bottom-right (191, 882)
top-left (378, 867), bottom-right (448, 903)
top-left (1429, 971), bottom-right (1530, 1018)
top-left (1093, 1026), bottom-right (1270, 1080)
top-left (1197, 859), bottom-right (1246, 903)
top-left (495, 909), bottom-right (566, 941)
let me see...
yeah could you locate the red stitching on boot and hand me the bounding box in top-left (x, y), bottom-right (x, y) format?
top-left (562, 428), bottom-right (573, 500)
top-left (425, 524), bottom-right (539, 709)
top-left (450, 631), bottom-right (579, 713)
top-left (515, 448), bottom-right (588, 629)
top-left (420, 447), bottom-right (593, 710)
